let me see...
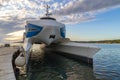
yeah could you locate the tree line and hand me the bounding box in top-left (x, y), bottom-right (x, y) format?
top-left (74, 39), bottom-right (120, 44)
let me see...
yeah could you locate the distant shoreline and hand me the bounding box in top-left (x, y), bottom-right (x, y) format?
top-left (73, 39), bottom-right (120, 44)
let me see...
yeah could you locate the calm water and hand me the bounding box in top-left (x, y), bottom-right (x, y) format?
top-left (26, 52), bottom-right (96, 80)
top-left (93, 44), bottom-right (120, 80)
top-left (19, 44), bottom-right (120, 80)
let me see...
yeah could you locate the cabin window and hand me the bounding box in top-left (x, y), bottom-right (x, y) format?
top-left (28, 28), bottom-right (37, 32)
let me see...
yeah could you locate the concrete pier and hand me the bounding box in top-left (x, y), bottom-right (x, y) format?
top-left (0, 47), bottom-right (18, 80)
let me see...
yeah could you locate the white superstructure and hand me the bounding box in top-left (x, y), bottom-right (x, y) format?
top-left (24, 17), bottom-right (66, 45)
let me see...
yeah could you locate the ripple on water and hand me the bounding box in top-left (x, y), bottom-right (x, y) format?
top-left (23, 52), bottom-right (97, 80)
top-left (93, 44), bottom-right (120, 80)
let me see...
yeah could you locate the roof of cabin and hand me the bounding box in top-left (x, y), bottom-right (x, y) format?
top-left (40, 17), bottom-right (56, 20)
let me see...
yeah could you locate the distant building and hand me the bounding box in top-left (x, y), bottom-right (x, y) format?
top-left (4, 44), bottom-right (10, 47)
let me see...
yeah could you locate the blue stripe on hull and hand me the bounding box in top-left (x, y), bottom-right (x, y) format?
top-left (25, 23), bottom-right (43, 38)
top-left (60, 27), bottom-right (66, 38)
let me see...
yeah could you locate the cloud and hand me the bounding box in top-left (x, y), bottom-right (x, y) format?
top-left (1, 0), bottom-right (120, 24)
top-left (52, 0), bottom-right (120, 24)
top-left (0, 0), bottom-right (120, 42)
top-left (0, 28), bottom-right (3, 31)
top-left (54, 0), bottom-right (120, 15)
top-left (4, 30), bottom-right (25, 41)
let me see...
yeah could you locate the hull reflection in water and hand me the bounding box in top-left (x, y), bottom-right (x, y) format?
top-left (25, 52), bottom-right (97, 80)
top-left (93, 44), bottom-right (120, 80)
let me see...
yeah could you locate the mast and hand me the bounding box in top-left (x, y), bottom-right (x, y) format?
top-left (45, 5), bottom-right (52, 17)
top-left (40, 4), bottom-right (56, 20)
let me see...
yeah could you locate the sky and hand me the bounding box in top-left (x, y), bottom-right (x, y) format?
top-left (0, 0), bottom-right (120, 43)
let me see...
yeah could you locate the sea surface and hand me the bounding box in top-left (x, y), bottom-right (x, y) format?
top-left (93, 44), bottom-right (120, 80)
top-left (19, 44), bottom-right (120, 80)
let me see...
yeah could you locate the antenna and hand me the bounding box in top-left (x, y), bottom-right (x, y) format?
top-left (45, 5), bottom-right (52, 17)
